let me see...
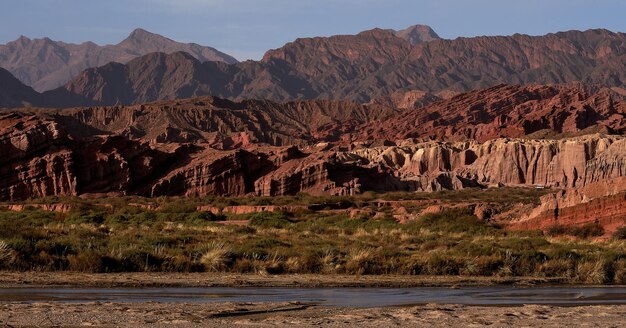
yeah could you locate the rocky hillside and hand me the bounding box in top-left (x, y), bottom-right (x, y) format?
top-left (0, 28), bottom-right (237, 92)
top-left (22, 96), bottom-right (399, 147)
top-left (0, 68), bottom-right (41, 108)
top-left (1, 84), bottom-right (625, 200)
top-left (356, 84), bottom-right (626, 142)
top-left (3, 106), bottom-right (626, 201)
top-left (509, 177), bottom-right (626, 235)
top-left (392, 24), bottom-right (441, 44)
top-left (15, 83), bottom-right (624, 145)
top-left (40, 27), bottom-right (626, 106)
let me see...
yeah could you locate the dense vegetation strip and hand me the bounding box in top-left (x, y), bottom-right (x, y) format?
top-left (0, 190), bottom-right (625, 284)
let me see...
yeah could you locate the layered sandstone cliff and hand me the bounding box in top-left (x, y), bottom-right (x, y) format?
top-left (3, 97), bottom-right (626, 201)
top-left (507, 177), bottom-right (626, 235)
top-left (0, 113), bottom-right (76, 200)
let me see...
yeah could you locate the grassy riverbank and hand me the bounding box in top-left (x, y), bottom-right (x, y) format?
top-left (1, 190), bottom-right (625, 284)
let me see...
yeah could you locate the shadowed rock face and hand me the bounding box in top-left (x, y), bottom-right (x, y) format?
top-left (0, 68), bottom-right (41, 108)
top-left (39, 28), bottom-right (626, 106)
top-left (34, 96), bottom-right (399, 147)
top-left (4, 112), bottom-right (626, 201)
top-left (16, 84), bottom-right (625, 146)
top-left (0, 112), bottom-right (187, 200)
top-left (0, 28), bottom-right (237, 92)
top-left (0, 95), bottom-right (401, 200)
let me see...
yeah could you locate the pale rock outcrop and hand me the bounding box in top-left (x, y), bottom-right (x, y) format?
top-left (344, 134), bottom-right (626, 191)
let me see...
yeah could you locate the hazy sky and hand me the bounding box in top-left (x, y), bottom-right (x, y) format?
top-left (1, 0), bottom-right (625, 60)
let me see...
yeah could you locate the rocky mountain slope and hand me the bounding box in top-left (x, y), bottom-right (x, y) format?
top-left (0, 68), bottom-right (41, 108)
top-left (509, 177), bottom-right (626, 235)
top-left (1, 83), bottom-right (625, 200)
top-left (36, 27), bottom-right (626, 106)
top-left (0, 28), bottom-right (237, 92)
top-left (3, 106), bottom-right (626, 201)
top-left (392, 24), bottom-right (441, 44)
top-left (356, 84), bottom-right (626, 142)
top-left (15, 83), bottom-right (623, 144)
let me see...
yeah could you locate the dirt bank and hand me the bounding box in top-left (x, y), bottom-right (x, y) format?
top-left (0, 272), bottom-right (562, 288)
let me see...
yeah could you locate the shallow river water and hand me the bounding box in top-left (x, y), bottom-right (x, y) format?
top-left (1, 286), bottom-right (626, 306)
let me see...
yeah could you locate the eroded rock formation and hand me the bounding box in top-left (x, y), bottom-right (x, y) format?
top-left (507, 177), bottom-right (626, 235)
top-left (356, 84), bottom-right (626, 142)
top-left (345, 135), bottom-right (626, 190)
top-left (1, 87), bottom-right (626, 233)
top-left (4, 104), bottom-right (626, 201)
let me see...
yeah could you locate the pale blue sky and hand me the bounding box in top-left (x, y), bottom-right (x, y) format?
top-left (1, 0), bottom-right (625, 60)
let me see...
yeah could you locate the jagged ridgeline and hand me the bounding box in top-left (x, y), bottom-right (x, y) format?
top-left (1, 27), bottom-right (626, 108)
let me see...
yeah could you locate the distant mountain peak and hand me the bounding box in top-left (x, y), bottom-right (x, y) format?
top-left (0, 28), bottom-right (238, 92)
top-left (357, 28), bottom-right (397, 38)
top-left (11, 35), bottom-right (33, 47)
top-left (117, 28), bottom-right (237, 63)
top-left (123, 28), bottom-right (171, 44)
top-left (393, 24), bottom-right (441, 44)
top-left (130, 27), bottom-right (150, 35)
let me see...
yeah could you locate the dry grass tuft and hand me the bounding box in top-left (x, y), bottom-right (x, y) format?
top-left (573, 259), bottom-right (607, 284)
top-left (613, 259), bottom-right (626, 284)
top-left (346, 248), bottom-right (375, 274)
top-left (0, 240), bottom-right (13, 266)
top-left (198, 242), bottom-right (232, 271)
top-left (497, 250), bottom-right (515, 277)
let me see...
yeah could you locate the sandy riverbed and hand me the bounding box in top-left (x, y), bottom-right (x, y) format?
top-left (0, 273), bottom-right (623, 327)
top-left (0, 301), bottom-right (624, 327)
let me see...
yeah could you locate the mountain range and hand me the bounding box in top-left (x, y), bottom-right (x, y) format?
top-left (0, 28), bottom-right (237, 92)
top-left (1, 25), bottom-right (625, 108)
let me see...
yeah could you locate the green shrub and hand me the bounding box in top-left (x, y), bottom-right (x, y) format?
top-left (613, 226), bottom-right (626, 240)
top-left (158, 202), bottom-right (197, 213)
top-left (248, 212), bottom-right (294, 229)
top-left (185, 211), bottom-right (225, 225)
top-left (407, 208), bottom-right (496, 234)
top-left (548, 223), bottom-right (605, 239)
top-left (570, 224), bottom-right (605, 238)
top-left (66, 211), bottom-right (106, 225)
